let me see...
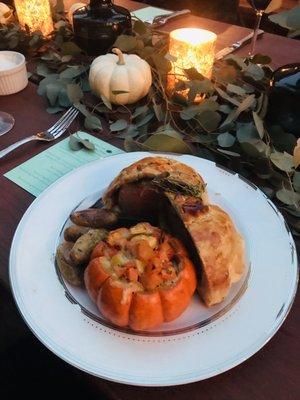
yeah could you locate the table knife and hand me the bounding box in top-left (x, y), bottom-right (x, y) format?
top-left (215, 29), bottom-right (264, 60)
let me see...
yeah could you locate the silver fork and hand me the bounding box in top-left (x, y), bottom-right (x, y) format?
top-left (0, 107), bottom-right (79, 159)
top-left (151, 9), bottom-right (191, 27)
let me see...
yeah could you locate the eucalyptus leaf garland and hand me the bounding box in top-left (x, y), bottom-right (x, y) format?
top-left (0, 7), bottom-right (299, 234)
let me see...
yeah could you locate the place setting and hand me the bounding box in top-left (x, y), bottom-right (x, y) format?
top-left (0, 0), bottom-right (299, 394)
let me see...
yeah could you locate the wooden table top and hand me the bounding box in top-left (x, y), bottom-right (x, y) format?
top-left (0, 1), bottom-right (299, 398)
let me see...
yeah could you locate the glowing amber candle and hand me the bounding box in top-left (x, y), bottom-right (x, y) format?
top-left (168, 28), bottom-right (217, 93)
top-left (14, 0), bottom-right (54, 36)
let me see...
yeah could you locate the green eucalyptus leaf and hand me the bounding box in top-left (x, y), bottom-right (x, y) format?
top-left (184, 68), bottom-right (204, 80)
top-left (252, 111), bottom-right (265, 139)
top-left (251, 54), bottom-right (272, 65)
top-left (143, 134), bottom-right (193, 154)
top-left (152, 102), bottom-right (164, 122)
top-left (172, 93), bottom-right (189, 106)
top-left (225, 55), bottom-right (247, 70)
top-left (132, 105), bottom-right (149, 119)
top-left (74, 102), bottom-right (89, 117)
top-left (197, 110), bottom-right (222, 132)
top-left (101, 94), bottom-right (112, 110)
top-left (36, 63), bottom-right (52, 77)
top-left (244, 63), bottom-right (265, 81)
top-left (67, 83), bottom-right (83, 104)
top-left (113, 35), bottom-right (138, 52)
top-left (60, 66), bottom-right (87, 80)
top-left (227, 83), bottom-right (246, 96)
top-left (110, 119), bottom-right (128, 132)
top-left (61, 41), bottom-right (82, 56)
top-left (187, 79), bottom-right (214, 95)
top-left (69, 135), bottom-right (83, 151)
top-left (80, 139), bottom-right (95, 151)
top-left (84, 114), bottom-right (102, 131)
top-left (117, 125), bottom-right (139, 139)
top-left (133, 19), bottom-right (148, 35)
top-left (37, 74), bottom-right (59, 96)
top-left (191, 134), bottom-right (216, 145)
top-left (268, 125), bottom-right (297, 153)
top-left (180, 100), bottom-right (219, 121)
top-left (217, 132), bottom-right (236, 148)
top-left (276, 187), bottom-right (300, 207)
top-left (215, 87), bottom-right (241, 106)
top-left (58, 88), bottom-right (72, 107)
top-left (220, 94), bottom-right (256, 128)
top-left (81, 78), bottom-right (91, 92)
top-left (219, 104), bottom-right (232, 114)
top-left (180, 105), bottom-right (201, 120)
top-left (214, 64), bottom-right (238, 83)
top-left (241, 139), bottom-right (270, 158)
top-left (284, 204), bottom-right (300, 217)
top-left (46, 83), bottom-right (62, 106)
top-left (237, 122), bottom-right (260, 142)
top-left (217, 148), bottom-right (241, 157)
top-left (270, 150), bottom-right (294, 172)
top-left (154, 127), bottom-right (183, 139)
top-left (135, 112), bottom-right (154, 128)
top-left (258, 93), bottom-right (269, 119)
top-left (124, 137), bottom-right (150, 152)
top-left (151, 54), bottom-right (172, 73)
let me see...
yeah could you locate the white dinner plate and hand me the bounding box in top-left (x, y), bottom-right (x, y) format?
top-left (10, 152), bottom-right (298, 386)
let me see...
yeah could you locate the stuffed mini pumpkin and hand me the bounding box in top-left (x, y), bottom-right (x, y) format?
top-left (89, 48), bottom-right (152, 105)
top-left (84, 223), bottom-right (197, 331)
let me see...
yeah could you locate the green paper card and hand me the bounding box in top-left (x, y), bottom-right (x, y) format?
top-left (131, 6), bottom-right (171, 23)
top-left (4, 132), bottom-right (124, 197)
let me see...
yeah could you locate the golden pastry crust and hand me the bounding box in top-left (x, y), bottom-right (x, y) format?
top-left (166, 193), bottom-right (245, 306)
top-left (103, 156), bottom-right (208, 209)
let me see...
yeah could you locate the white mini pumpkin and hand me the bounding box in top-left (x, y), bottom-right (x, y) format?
top-left (67, 2), bottom-right (86, 26)
top-left (89, 48), bottom-right (152, 105)
top-left (0, 2), bottom-right (13, 25)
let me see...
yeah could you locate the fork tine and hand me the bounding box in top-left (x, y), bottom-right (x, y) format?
top-left (47, 107), bottom-right (75, 134)
top-left (49, 108), bottom-right (78, 136)
top-left (51, 109), bottom-right (79, 138)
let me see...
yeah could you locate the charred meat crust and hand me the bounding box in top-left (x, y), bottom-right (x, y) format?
top-left (161, 196), bottom-right (204, 282)
top-left (117, 182), bottom-right (204, 282)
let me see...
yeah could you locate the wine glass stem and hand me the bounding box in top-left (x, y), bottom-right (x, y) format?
top-left (249, 9), bottom-right (263, 57)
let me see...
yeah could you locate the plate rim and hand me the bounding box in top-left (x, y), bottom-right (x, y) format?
top-left (9, 152), bottom-right (299, 386)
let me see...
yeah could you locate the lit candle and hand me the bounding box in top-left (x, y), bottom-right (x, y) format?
top-left (14, 0), bottom-right (54, 37)
top-left (168, 28), bottom-right (217, 94)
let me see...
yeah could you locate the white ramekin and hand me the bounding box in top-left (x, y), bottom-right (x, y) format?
top-left (0, 51), bottom-right (28, 96)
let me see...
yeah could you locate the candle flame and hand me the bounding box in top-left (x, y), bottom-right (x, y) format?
top-left (170, 28), bottom-right (217, 47)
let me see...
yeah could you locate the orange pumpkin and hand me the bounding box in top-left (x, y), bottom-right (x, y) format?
top-left (84, 223), bottom-right (197, 331)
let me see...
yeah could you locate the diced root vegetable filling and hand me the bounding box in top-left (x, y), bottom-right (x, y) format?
top-left (91, 223), bottom-right (184, 292)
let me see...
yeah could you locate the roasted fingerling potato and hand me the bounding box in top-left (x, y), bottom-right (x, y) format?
top-left (70, 228), bottom-right (108, 266)
top-left (64, 225), bottom-right (90, 242)
top-left (70, 209), bottom-right (119, 228)
top-left (56, 242), bottom-right (83, 286)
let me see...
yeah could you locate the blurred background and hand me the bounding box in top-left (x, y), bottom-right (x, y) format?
top-left (2, 0), bottom-right (299, 34)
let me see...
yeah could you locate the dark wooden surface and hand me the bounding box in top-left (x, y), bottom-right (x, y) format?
top-left (1, 1), bottom-right (300, 398)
